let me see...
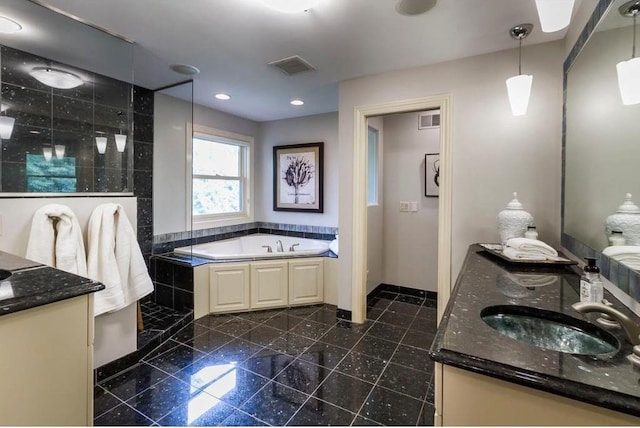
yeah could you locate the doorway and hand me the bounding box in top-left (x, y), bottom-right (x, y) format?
top-left (350, 95), bottom-right (453, 324)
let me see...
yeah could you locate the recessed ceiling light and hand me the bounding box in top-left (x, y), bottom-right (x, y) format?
top-left (29, 67), bottom-right (83, 89)
top-left (396, 0), bottom-right (438, 16)
top-left (215, 93), bottom-right (231, 100)
top-left (0, 16), bottom-right (22, 34)
top-left (290, 99), bottom-right (305, 106)
top-left (170, 64), bottom-right (200, 75)
top-left (258, 0), bottom-right (320, 13)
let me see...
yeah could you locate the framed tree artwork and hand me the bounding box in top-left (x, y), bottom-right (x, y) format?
top-left (425, 153), bottom-right (440, 197)
top-left (273, 142), bottom-right (324, 212)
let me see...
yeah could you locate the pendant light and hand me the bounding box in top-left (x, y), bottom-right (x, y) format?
top-left (0, 115), bottom-right (15, 139)
top-left (114, 111), bottom-right (127, 152)
top-left (54, 144), bottom-right (65, 159)
top-left (96, 136), bottom-right (107, 154)
top-left (29, 67), bottom-right (83, 90)
top-left (506, 24), bottom-right (534, 116)
top-left (42, 146), bottom-right (52, 161)
top-left (535, 0), bottom-right (575, 32)
top-left (617, 1), bottom-right (640, 105)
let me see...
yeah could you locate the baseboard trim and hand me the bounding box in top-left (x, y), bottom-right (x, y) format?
top-left (336, 308), bottom-right (352, 320)
top-left (369, 283), bottom-right (437, 301)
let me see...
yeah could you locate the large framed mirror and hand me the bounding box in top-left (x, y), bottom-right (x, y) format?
top-left (563, 0), bottom-right (640, 301)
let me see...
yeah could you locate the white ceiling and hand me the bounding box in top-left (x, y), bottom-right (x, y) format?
top-left (5, 0), bottom-right (579, 122)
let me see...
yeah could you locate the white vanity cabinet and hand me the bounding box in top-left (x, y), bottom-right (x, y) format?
top-left (289, 258), bottom-right (324, 305)
top-left (250, 260), bottom-right (288, 309)
top-left (209, 263), bottom-right (251, 313)
top-left (194, 258), bottom-right (325, 318)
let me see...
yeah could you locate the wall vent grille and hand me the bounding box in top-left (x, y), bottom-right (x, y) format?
top-left (419, 112), bottom-right (441, 129)
top-left (269, 55), bottom-right (316, 76)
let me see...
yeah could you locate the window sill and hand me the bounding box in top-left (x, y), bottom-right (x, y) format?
top-left (192, 214), bottom-right (254, 231)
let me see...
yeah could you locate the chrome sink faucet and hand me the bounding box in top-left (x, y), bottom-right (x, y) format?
top-left (276, 240), bottom-right (284, 253)
top-left (572, 301), bottom-right (640, 346)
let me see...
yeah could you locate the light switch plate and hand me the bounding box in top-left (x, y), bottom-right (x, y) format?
top-left (400, 201), bottom-right (410, 212)
top-left (410, 202), bottom-right (418, 212)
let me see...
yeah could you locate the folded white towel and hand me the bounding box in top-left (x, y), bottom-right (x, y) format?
top-left (87, 203), bottom-right (153, 316)
top-left (503, 247), bottom-right (548, 261)
top-left (25, 204), bottom-right (87, 276)
top-left (602, 246), bottom-right (640, 270)
top-left (505, 237), bottom-right (558, 257)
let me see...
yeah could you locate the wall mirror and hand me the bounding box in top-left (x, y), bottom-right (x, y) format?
top-left (0, 0), bottom-right (134, 194)
top-left (564, 0), bottom-right (640, 295)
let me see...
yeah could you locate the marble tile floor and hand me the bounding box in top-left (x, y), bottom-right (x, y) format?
top-left (95, 290), bottom-right (437, 426)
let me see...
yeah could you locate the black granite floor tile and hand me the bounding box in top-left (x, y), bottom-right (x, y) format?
top-left (319, 324), bottom-right (363, 350)
top-left (366, 307), bottom-right (384, 321)
top-left (299, 342), bottom-right (349, 370)
top-left (415, 306), bottom-right (438, 320)
top-left (351, 415), bottom-right (383, 426)
top-left (422, 298), bottom-right (437, 308)
top-left (395, 294), bottom-right (425, 306)
top-left (269, 332), bottom-right (316, 356)
top-left (287, 397), bottom-right (356, 426)
top-left (313, 371), bottom-right (374, 414)
top-left (237, 308), bottom-right (282, 323)
top-left (142, 339), bottom-right (182, 361)
top-left (207, 367), bottom-right (269, 407)
top-left (378, 363), bottom-right (431, 400)
top-left (387, 301), bottom-right (421, 316)
top-left (335, 352), bottom-right (387, 383)
top-left (221, 410), bottom-right (269, 426)
top-left (425, 377), bottom-right (434, 404)
top-left (172, 354), bottom-right (237, 391)
top-left (378, 311), bottom-right (415, 328)
top-left (94, 403), bottom-right (155, 426)
top-left (296, 319), bottom-right (334, 340)
top-left (156, 394), bottom-right (235, 426)
top-left (401, 329), bottom-right (435, 350)
top-left (180, 329), bottom-right (235, 353)
top-left (287, 305), bottom-right (322, 317)
top-left (145, 342), bottom-right (206, 375)
top-left (391, 345), bottom-right (434, 374)
top-left (99, 363), bottom-right (170, 401)
top-left (367, 297), bottom-right (394, 311)
top-left (306, 308), bottom-right (338, 325)
top-left (336, 319), bottom-right (373, 334)
top-left (274, 359), bottom-right (327, 395)
top-left (214, 317), bottom-right (260, 336)
top-left (352, 335), bottom-right (398, 360)
top-left (241, 348), bottom-right (294, 379)
top-left (125, 375), bottom-right (193, 422)
top-left (213, 338), bottom-right (264, 362)
top-left (170, 322), bottom-right (213, 343)
top-left (240, 382), bottom-right (309, 426)
top-left (366, 321), bottom-right (407, 342)
top-left (375, 291), bottom-right (398, 300)
top-left (195, 313), bottom-right (235, 329)
top-left (94, 386), bottom-right (123, 418)
top-left (417, 402), bottom-right (435, 426)
top-left (360, 386), bottom-right (423, 426)
top-left (241, 324), bottom-right (285, 346)
top-left (264, 312), bottom-right (304, 331)
top-left (409, 316), bottom-right (436, 332)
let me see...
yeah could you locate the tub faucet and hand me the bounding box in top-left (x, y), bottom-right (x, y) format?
top-left (572, 301), bottom-right (640, 345)
top-left (261, 245), bottom-right (272, 253)
top-left (276, 240), bottom-right (284, 252)
top-left (289, 243), bottom-right (300, 252)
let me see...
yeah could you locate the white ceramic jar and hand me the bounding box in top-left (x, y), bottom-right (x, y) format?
top-left (497, 192), bottom-right (534, 244)
top-left (605, 193), bottom-right (640, 245)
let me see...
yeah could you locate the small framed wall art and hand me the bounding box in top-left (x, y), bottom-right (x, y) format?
top-left (425, 153), bottom-right (440, 197)
top-left (273, 142), bottom-right (324, 212)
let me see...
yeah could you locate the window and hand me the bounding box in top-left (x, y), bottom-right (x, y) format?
top-left (367, 126), bottom-right (378, 205)
top-left (190, 126), bottom-right (253, 228)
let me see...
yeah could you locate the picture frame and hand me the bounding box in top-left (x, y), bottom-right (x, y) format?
top-left (425, 153), bottom-right (440, 197)
top-left (273, 142), bottom-right (324, 212)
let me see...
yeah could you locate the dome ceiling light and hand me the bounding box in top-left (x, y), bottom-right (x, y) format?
top-left (395, 0), bottom-right (438, 16)
top-left (290, 99), bottom-right (304, 106)
top-left (258, 0), bottom-right (320, 13)
top-left (215, 93), bottom-right (231, 100)
top-left (29, 67), bottom-right (83, 89)
top-left (0, 16), bottom-right (22, 33)
top-left (170, 64), bottom-right (200, 75)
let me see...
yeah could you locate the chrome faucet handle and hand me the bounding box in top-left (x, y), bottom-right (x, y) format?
top-left (572, 301), bottom-right (640, 345)
top-left (289, 243), bottom-right (300, 252)
top-left (597, 299), bottom-right (621, 328)
top-left (261, 245), bottom-right (273, 253)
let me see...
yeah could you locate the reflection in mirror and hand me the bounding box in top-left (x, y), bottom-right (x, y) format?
top-left (0, 0), bottom-right (134, 194)
top-left (564, 0), bottom-right (640, 294)
top-left (153, 81), bottom-right (194, 252)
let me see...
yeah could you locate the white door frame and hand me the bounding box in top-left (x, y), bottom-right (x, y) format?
top-left (350, 94), bottom-right (453, 324)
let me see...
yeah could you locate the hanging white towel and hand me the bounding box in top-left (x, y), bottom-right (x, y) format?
top-left (88, 203), bottom-right (153, 316)
top-left (25, 204), bottom-right (87, 276)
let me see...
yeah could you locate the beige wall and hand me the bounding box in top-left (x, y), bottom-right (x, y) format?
top-left (382, 112), bottom-right (439, 292)
top-left (338, 40), bottom-right (565, 310)
top-left (256, 112), bottom-right (339, 227)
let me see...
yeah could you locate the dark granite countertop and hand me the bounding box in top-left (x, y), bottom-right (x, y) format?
top-left (0, 251), bottom-right (104, 316)
top-left (430, 244), bottom-right (640, 418)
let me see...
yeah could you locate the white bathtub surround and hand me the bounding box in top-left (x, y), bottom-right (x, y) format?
top-left (25, 204), bottom-right (87, 276)
top-left (87, 203), bottom-right (153, 316)
top-left (175, 234), bottom-right (330, 260)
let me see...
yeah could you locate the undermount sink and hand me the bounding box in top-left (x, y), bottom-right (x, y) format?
top-left (0, 270), bottom-right (11, 281)
top-left (481, 305), bottom-right (620, 355)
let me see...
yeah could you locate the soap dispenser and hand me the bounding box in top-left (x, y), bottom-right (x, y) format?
top-left (580, 258), bottom-right (603, 303)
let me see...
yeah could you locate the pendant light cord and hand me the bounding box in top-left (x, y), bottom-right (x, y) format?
top-left (633, 12), bottom-right (637, 59)
top-left (518, 38), bottom-right (522, 75)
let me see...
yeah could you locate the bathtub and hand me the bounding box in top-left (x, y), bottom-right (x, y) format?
top-left (174, 234), bottom-right (331, 260)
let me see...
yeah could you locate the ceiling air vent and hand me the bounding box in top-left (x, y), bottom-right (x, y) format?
top-left (269, 55), bottom-right (316, 76)
top-left (419, 111), bottom-right (441, 129)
